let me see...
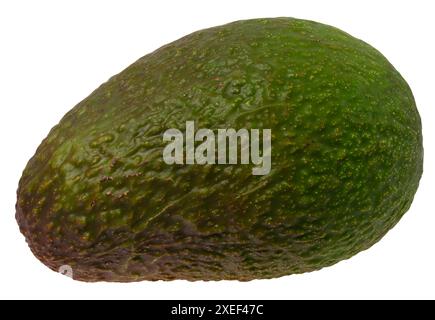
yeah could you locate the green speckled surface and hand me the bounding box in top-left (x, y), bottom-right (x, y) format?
top-left (16, 18), bottom-right (423, 282)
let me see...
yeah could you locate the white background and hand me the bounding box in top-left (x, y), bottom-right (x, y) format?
top-left (0, 0), bottom-right (434, 300)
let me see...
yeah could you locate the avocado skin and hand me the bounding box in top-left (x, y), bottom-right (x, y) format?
top-left (16, 18), bottom-right (422, 282)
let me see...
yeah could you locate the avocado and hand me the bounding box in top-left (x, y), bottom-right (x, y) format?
top-left (16, 18), bottom-right (423, 282)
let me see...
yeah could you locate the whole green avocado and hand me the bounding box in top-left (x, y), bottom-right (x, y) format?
top-left (16, 18), bottom-right (422, 282)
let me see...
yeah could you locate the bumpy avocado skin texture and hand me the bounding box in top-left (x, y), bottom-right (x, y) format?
top-left (16, 18), bottom-right (422, 282)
